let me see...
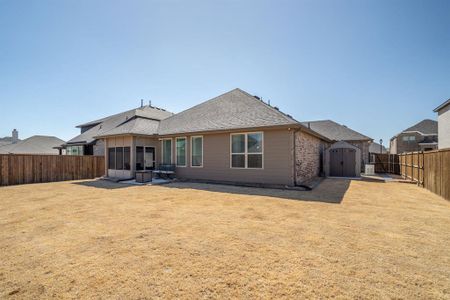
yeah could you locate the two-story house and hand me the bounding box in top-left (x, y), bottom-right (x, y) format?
top-left (390, 119), bottom-right (438, 154)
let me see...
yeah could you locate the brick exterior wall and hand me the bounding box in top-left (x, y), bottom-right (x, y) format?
top-left (295, 131), bottom-right (328, 183)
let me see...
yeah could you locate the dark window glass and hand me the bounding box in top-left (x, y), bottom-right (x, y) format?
top-left (248, 154), bottom-right (262, 168)
top-left (124, 147), bottom-right (130, 170)
top-left (116, 147), bottom-right (124, 170)
top-left (108, 148), bottom-right (116, 169)
top-left (163, 140), bottom-right (172, 164)
top-left (232, 134), bottom-right (245, 153)
top-left (191, 137), bottom-right (203, 166)
top-left (136, 146), bottom-right (144, 170)
top-left (231, 154), bottom-right (245, 168)
top-left (176, 138), bottom-right (186, 166)
top-left (247, 133), bottom-right (263, 153)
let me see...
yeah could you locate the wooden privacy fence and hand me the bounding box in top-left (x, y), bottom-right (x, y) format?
top-left (370, 153), bottom-right (400, 174)
top-left (0, 154), bottom-right (105, 186)
top-left (399, 149), bottom-right (450, 201)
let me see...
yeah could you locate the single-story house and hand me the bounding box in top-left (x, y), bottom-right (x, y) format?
top-left (369, 142), bottom-right (387, 154)
top-left (0, 135), bottom-right (65, 155)
top-left (62, 105), bottom-right (173, 156)
top-left (389, 119), bottom-right (438, 154)
top-left (94, 88), bottom-right (333, 186)
top-left (300, 120), bottom-right (373, 172)
top-left (434, 99), bottom-right (450, 149)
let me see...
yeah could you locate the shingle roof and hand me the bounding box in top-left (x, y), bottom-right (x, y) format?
top-left (157, 88), bottom-right (299, 135)
top-left (434, 99), bottom-right (450, 112)
top-left (369, 142), bottom-right (387, 154)
top-left (0, 136), bottom-right (65, 155)
top-left (300, 120), bottom-right (372, 141)
top-left (403, 119), bottom-right (437, 135)
top-left (96, 117), bottom-right (161, 137)
top-left (66, 106), bottom-right (173, 145)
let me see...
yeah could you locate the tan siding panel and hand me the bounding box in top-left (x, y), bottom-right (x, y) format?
top-left (174, 129), bottom-right (294, 186)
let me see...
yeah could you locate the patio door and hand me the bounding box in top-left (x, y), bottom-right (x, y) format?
top-left (136, 146), bottom-right (155, 170)
top-left (144, 147), bottom-right (155, 170)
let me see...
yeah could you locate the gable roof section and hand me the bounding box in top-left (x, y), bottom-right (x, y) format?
top-left (403, 119), bottom-right (437, 135)
top-left (95, 117), bottom-right (161, 138)
top-left (300, 120), bottom-right (372, 142)
top-left (158, 88), bottom-right (299, 135)
top-left (0, 136), bottom-right (65, 155)
top-left (434, 99), bottom-right (450, 112)
top-left (66, 106), bottom-right (173, 145)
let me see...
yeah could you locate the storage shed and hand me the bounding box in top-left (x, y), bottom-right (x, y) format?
top-left (324, 141), bottom-right (361, 178)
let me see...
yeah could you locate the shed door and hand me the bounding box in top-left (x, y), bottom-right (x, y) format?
top-left (342, 148), bottom-right (356, 177)
top-left (330, 149), bottom-right (343, 176)
top-left (330, 148), bottom-right (356, 177)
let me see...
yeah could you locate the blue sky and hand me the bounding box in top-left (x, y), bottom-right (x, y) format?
top-left (0, 0), bottom-right (449, 146)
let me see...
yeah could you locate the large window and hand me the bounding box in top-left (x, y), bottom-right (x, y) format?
top-left (176, 137), bottom-right (186, 167)
top-left (191, 136), bottom-right (203, 167)
top-left (162, 139), bottom-right (172, 164)
top-left (402, 135), bottom-right (416, 143)
top-left (67, 145), bottom-right (84, 156)
top-left (108, 147), bottom-right (130, 170)
top-left (231, 132), bottom-right (263, 169)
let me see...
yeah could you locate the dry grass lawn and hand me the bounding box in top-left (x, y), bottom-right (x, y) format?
top-left (1, 179), bottom-right (450, 299)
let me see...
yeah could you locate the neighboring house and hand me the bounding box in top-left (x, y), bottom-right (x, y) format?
top-left (434, 99), bottom-right (450, 149)
top-left (390, 119), bottom-right (438, 154)
top-left (369, 142), bottom-right (387, 154)
top-left (94, 88), bottom-right (332, 186)
top-left (300, 120), bottom-right (373, 170)
top-left (0, 129), bottom-right (20, 147)
top-left (63, 105), bottom-right (173, 156)
top-left (0, 136), bottom-right (65, 155)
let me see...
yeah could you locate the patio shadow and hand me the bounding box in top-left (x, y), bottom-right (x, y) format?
top-left (72, 179), bottom-right (133, 190)
top-left (163, 178), bottom-right (351, 204)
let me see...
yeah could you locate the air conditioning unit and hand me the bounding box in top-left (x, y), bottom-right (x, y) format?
top-left (365, 164), bottom-right (375, 175)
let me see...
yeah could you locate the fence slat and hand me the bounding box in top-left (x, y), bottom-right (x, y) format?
top-left (0, 154), bottom-right (105, 187)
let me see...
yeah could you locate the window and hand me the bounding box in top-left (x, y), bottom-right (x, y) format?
top-left (162, 139), bottom-right (172, 164)
top-left (191, 136), bottom-right (203, 167)
top-left (231, 132), bottom-right (263, 169)
top-left (67, 145), bottom-right (84, 156)
top-left (136, 146), bottom-right (144, 170)
top-left (402, 135), bottom-right (416, 143)
top-left (176, 137), bottom-right (186, 167)
top-left (123, 147), bottom-right (130, 170)
top-left (108, 147), bottom-right (130, 170)
top-left (108, 148), bottom-right (116, 169)
top-left (116, 147), bottom-right (124, 170)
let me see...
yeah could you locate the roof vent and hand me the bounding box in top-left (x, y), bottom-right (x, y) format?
top-left (140, 99), bottom-right (144, 108)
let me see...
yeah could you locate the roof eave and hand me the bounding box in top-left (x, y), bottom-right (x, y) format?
top-left (433, 99), bottom-right (450, 112)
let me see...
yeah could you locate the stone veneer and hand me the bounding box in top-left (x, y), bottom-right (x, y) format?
top-left (295, 131), bottom-right (329, 183)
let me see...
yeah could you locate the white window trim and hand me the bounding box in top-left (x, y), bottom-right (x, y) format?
top-left (190, 136), bottom-right (203, 168)
top-left (230, 132), bottom-right (264, 169)
top-left (161, 138), bottom-right (173, 165)
top-left (175, 137), bottom-right (187, 167)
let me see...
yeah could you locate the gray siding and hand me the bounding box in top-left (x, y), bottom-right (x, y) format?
top-left (166, 129), bottom-right (294, 186)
